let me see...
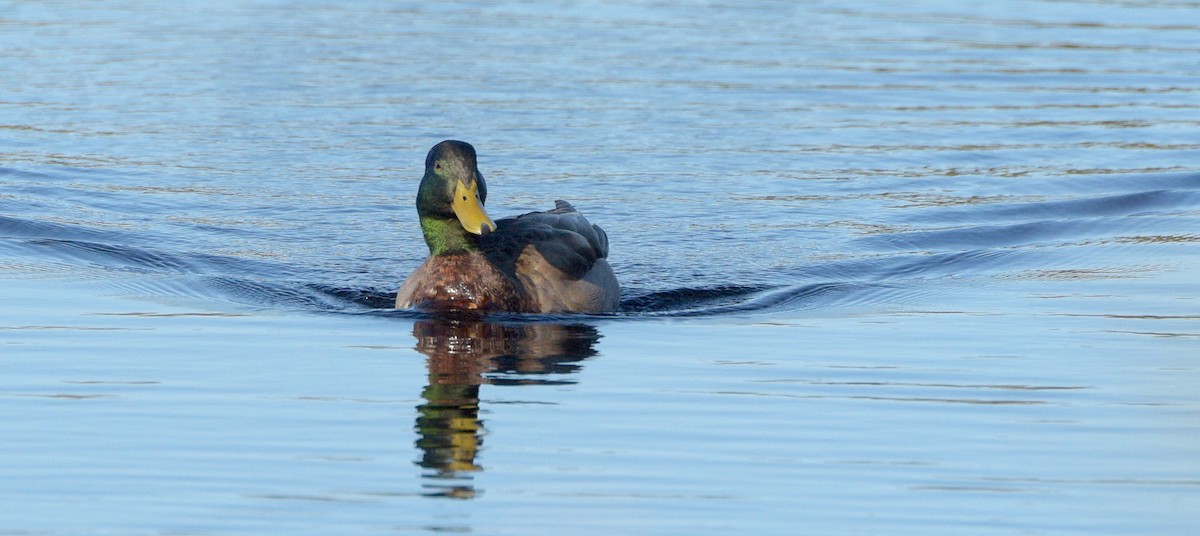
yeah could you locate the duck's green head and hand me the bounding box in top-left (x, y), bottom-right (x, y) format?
top-left (416, 140), bottom-right (497, 254)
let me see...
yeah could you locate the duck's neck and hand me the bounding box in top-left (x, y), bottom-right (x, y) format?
top-left (420, 216), bottom-right (478, 256)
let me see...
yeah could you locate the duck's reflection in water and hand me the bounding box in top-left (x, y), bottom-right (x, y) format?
top-left (412, 318), bottom-right (601, 499)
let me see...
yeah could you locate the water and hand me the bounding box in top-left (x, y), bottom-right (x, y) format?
top-left (2, 0), bottom-right (1199, 534)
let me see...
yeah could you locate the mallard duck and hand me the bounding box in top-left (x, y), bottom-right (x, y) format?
top-left (395, 140), bottom-right (620, 313)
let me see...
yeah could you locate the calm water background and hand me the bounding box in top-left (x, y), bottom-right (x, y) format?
top-left (2, 1), bottom-right (1199, 534)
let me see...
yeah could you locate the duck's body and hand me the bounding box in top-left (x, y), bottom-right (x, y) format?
top-left (395, 141), bottom-right (620, 314)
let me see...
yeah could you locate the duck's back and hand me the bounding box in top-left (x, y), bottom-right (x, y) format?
top-left (396, 201), bottom-right (620, 314)
top-left (482, 201), bottom-right (620, 313)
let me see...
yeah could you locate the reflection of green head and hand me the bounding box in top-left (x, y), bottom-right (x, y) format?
top-left (415, 381), bottom-right (483, 476)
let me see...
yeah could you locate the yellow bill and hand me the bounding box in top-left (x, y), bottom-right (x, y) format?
top-left (452, 179), bottom-right (496, 235)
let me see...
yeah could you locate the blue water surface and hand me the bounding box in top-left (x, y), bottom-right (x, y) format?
top-left (2, 1), bottom-right (1199, 534)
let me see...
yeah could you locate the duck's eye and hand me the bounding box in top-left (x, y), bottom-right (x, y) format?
top-left (434, 162), bottom-right (442, 170)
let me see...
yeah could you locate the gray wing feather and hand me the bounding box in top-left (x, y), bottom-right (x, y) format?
top-left (481, 200), bottom-right (610, 279)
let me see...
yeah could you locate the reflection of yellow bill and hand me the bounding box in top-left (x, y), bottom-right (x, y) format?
top-left (452, 180), bottom-right (496, 235)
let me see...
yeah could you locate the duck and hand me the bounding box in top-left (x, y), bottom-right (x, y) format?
top-left (395, 140), bottom-right (620, 313)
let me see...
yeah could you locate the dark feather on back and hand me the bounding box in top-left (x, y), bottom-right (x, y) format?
top-left (480, 200), bottom-right (609, 280)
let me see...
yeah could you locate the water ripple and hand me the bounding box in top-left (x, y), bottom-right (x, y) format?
top-left (2, 173), bottom-right (1197, 319)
